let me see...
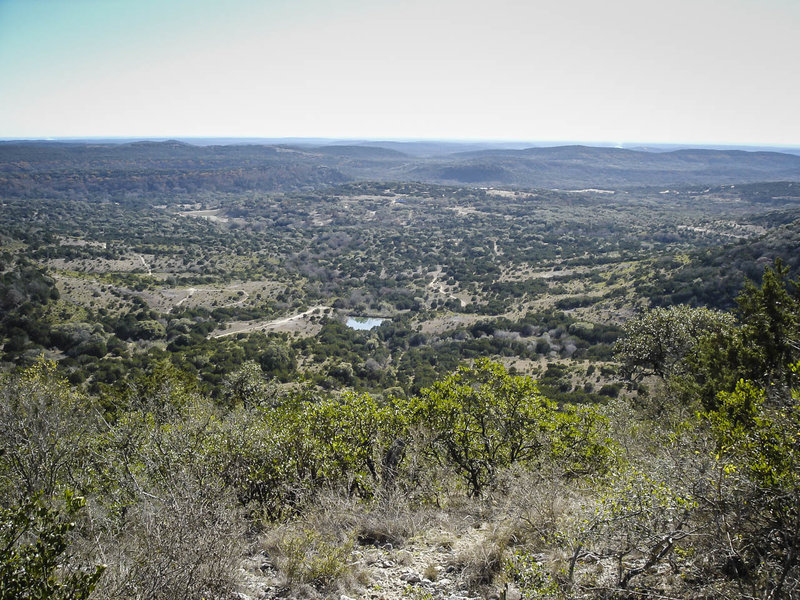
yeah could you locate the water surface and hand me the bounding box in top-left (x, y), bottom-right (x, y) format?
top-left (346, 317), bottom-right (386, 331)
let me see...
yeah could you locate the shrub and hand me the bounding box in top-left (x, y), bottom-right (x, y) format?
top-left (265, 526), bottom-right (354, 591)
top-left (410, 360), bottom-right (611, 496)
top-left (0, 492), bottom-right (104, 600)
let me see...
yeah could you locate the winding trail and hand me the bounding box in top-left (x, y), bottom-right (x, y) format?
top-left (427, 268), bottom-right (466, 307)
top-left (175, 287), bottom-right (197, 307)
top-left (221, 288), bottom-right (249, 308)
top-left (210, 305), bottom-right (330, 338)
top-left (136, 254), bottom-right (152, 276)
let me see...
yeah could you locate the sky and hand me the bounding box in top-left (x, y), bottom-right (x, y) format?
top-left (1, 0), bottom-right (798, 145)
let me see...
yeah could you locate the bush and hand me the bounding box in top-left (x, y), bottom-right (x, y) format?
top-left (409, 360), bottom-right (611, 496)
top-left (0, 359), bottom-right (93, 502)
top-left (265, 526), bottom-right (354, 591)
top-left (0, 492), bottom-right (104, 600)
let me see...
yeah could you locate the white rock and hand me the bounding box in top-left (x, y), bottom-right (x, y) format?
top-left (401, 572), bottom-right (421, 584)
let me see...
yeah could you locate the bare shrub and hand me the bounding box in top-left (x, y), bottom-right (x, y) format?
top-left (494, 466), bottom-right (586, 554)
top-left (453, 532), bottom-right (508, 592)
top-left (350, 494), bottom-right (443, 550)
top-left (91, 483), bottom-right (243, 600)
top-left (0, 360), bottom-right (93, 503)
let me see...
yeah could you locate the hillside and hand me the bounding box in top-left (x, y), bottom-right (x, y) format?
top-left (407, 146), bottom-right (800, 187)
top-left (3, 142), bottom-right (800, 198)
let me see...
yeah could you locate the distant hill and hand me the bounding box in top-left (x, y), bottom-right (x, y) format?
top-left (328, 140), bottom-right (537, 157)
top-left (403, 146), bottom-right (800, 188)
top-left (308, 145), bottom-right (409, 159)
top-left (1, 141), bottom-right (799, 197)
top-left (0, 141), bottom-right (350, 199)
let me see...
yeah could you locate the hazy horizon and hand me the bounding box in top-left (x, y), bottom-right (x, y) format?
top-left (3, 136), bottom-right (800, 153)
top-left (1, 0), bottom-right (798, 146)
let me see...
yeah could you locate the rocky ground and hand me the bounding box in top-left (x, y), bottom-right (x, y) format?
top-left (236, 517), bottom-right (521, 600)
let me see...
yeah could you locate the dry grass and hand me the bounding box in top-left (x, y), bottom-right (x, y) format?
top-left (452, 530), bottom-right (508, 592)
top-left (261, 525), bottom-right (356, 592)
top-left (256, 492), bottom-right (445, 598)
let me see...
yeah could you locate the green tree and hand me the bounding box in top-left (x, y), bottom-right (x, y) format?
top-left (686, 260), bottom-right (799, 409)
top-left (221, 360), bottom-right (277, 408)
top-left (615, 305), bottom-right (735, 381)
top-left (410, 359), bottom-right (610, 496)
top-left (734, 259), bottom-right (799, 390)
top-left (303, 391), bottom-right (407, 496)
top-left (701, 374), bottom-right (800, 597)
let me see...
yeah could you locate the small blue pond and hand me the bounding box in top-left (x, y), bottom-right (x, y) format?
top-left (345, 317), bottom-right (386, 331)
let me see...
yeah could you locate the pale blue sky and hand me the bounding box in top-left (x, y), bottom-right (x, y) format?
top-left (1, 0), bottom-right (798, 144)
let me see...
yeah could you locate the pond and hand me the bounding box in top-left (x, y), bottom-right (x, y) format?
top-left (345, 316), bottom-right (387, 331)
